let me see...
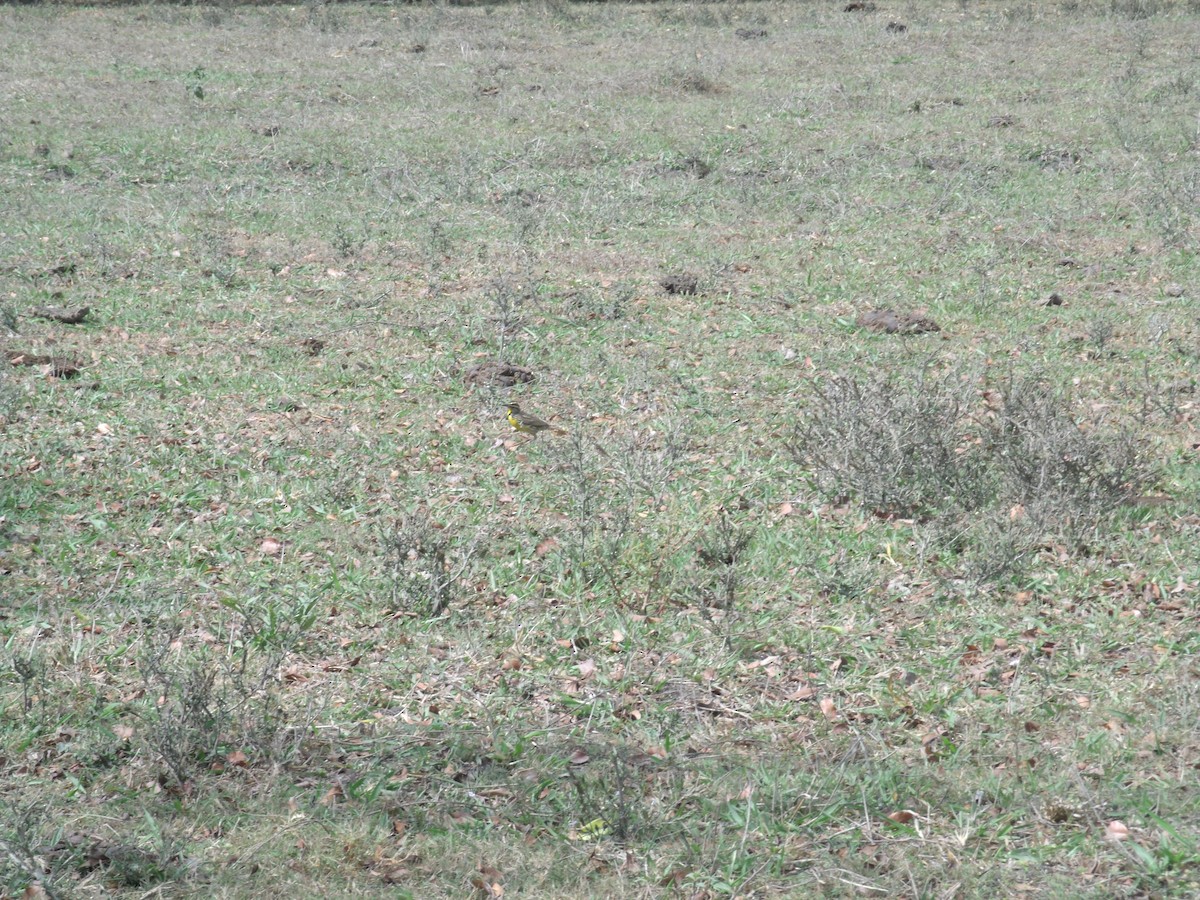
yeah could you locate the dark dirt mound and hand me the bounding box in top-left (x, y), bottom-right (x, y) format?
top-left (7, 350), bottom-right (81, 377)
top-left (856, 309), bottom-right (941, 335)
top-left (31, 305), bottom-right (90, 324)
top-left (660, 273), bottom-right (700, 296)
top-left (464, 360), bottom-right (535, 388)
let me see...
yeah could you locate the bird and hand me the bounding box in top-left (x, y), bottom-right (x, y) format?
top-left (505, 402), bottom-right (564, 438)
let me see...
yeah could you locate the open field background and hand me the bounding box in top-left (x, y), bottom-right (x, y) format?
top-left (2, 1), bottom-right (1199, 897)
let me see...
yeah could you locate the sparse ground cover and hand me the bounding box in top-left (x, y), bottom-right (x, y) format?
top-left (1, 1), bottom-right (1198, 896)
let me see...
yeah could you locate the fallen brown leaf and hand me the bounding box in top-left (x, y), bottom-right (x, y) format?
top-left (659, 867), bottom-right (693, 886)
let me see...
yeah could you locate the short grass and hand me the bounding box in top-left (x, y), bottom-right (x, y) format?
top-left (2, 1), bottom-right (1199, 897)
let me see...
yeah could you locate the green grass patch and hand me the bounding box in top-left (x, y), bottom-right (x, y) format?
top-left (2, 2), bottom-right (1199, 897)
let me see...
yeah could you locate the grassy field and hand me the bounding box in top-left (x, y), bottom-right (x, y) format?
top-left (2, 0), bottom-right (1199, 896)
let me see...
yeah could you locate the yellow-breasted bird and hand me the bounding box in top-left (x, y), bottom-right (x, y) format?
top-left (505, 402), bottom-right (564, 438)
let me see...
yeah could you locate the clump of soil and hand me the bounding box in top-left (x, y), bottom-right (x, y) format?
top-left (660, 273), bottom-right (700, 296)
top-left (914, 155), bottom-right (966, 172)
top-left (673, 157), bottom-right (712, 179)
top-left (464, 359), bottom-right (535, 388)
top-left (1026, 147), bottom-right (1083, 171)
top-left (31, 305), bottom-right (90, 324)
top-left (856, 309), bottom-right (941, 335)
top-left (675, 71), bottom-right (724, 94)
top-left (7, 350), bottom-right (81, 377)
